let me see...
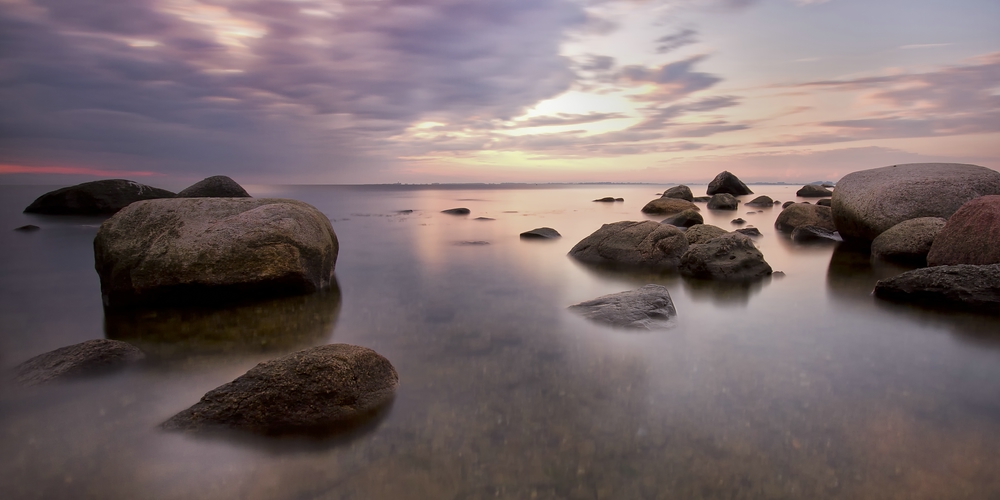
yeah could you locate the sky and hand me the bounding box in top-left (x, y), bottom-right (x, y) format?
top-left (1, 0), bottom-right (998, 186)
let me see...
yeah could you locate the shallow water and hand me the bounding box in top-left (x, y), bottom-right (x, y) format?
top-left (1, 184), bottom-right (999, 499)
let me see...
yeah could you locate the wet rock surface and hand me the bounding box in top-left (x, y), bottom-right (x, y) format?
top-left (797, 184), bottom-right (833, 197)
top-left (569, 221), bottom-right (688, 268)
top-left (441, 208), bottom-right (471, 215)
top-left (927, 195), bottom-right (1000, 266)
top-left (707, 193), bottom-right (739, 210)
top-left (641, 198), bottom-right (699, 215)
top-left (775, 203), bottom-right (835, 233)
top-left (683, 224), bottom-right (728, 245)
top-left (679, 233), bottom-right (772, 280)
top-left (745, 196), bottom-right (774, 208)
top-left (874, 263), bottom-right (1000, 312)
top-left (176, 176), bottom-right (251, 198)
top-left (569, 284), bottom-right (677, 329)
top-left (661, 185), bottom-right (694, 202)
top-left (13, 339), bottom-right (145, 386)
top-left (706, 171), bottom-right (753, 196)
top-left (736, 227), bottom-right (762, 237)
top-left (23, 179), bottom-right (175, 215)
top-left (791, 225), bottom-right (842, 243)
top-left (660, 209), bottom-right (703, 228)
top-left (520, 227), bottom-right (561, 239)
top-left (871, 217), bottom-right (947, 265)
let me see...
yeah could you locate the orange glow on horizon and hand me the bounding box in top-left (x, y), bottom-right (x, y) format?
top-left (0, 164), bottom-right (163, 177)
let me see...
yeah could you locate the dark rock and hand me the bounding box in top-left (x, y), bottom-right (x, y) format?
top-left (176, 176), bottom-right (251, 198)
top-left (455, 241), bottom-right (490, 246)
top-left (569, 221), bottom-right (688, 268)
top-left (660, 209), bottom-right (703, 228)
top-left (641, 198), bottom-right (699, 215)
top-left (822, 182), bottom-right (836, 188)
top-left (745, 196), bottom-right (774, 207)
top-left (474, 217), bottom-right (495, 221)
top-left (773, 200), bottom-right (782, 205)
top-left (782, 201), bottom-right (795, 209)
top-left (927, 195), bottom-right (1000, 266)
top-left (684, 224), bottom-right (728, 245)
top-left (662, 185), bottom-right (693, 202)
top-left (679, 233), bottom-right (772, 280)
top-left (14, 339), bottom-right (144, 386)
top-left (14, 225), bottom-right (40, 232)
top-left (442, 208), bottom-right (471, 215)
top-left (832, 163), bottom-right (1000, 243)
top-left (775, 204), bottom-right (835, 233)
top-left (871, 217), bottom-right (947, 265)
top-left (23, 179), bottom-right (175, 215)
top-left (692, 196), bottom-right (712, 203)
top-left (615, 198), bottom-right (624, 202)
top-left (162, 344), bottom-right (398, 434)
top-left (94, 198), bottom-right (338, 308)
top-left (520, 227), bottom-right (561, 239)
top-left (736, 227), bottom-right (762, 237)
top-left (707, 193), bottom-right (739, 210)
top-left (706, 171), bottom-right (753, 196)
top-left (568, 284), bottom-right (677, 329)
top-left (396, 210), bottom-right (414, 214)
top-left (790, 225), bottom-right (842, 243)
top-left (593, 197), bottom-right (618, 202)
top-left (816, 199), bottom-right (832, 207)
top-left (797, 184), bottom-right (833, 197)
top-left (731, 218), bottom-right (746, 225)
top-left (873, 264), bottom-right (1000, 312)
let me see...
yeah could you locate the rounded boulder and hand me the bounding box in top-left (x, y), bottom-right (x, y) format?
top-left (927, 195), bottom-right (1000, 266)
top-left (871, 217), bottom-right (947, 265)
top-left (569, 221), bottom-right (688, 268)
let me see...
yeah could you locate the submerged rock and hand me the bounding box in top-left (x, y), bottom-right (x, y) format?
top-left (680, 233), bottom-right (772, 280)
top-left (832, 163), bottom-right (1000, 243)
top-left (707, 193), bottom-right (739, 210)
top-left (520, 227), bottom-right (561, 239)
top-left (782, 201), bottom-right (795, 209)
top-left (775, 203), bottom-right (835, 233)
top-left (441, 208), bottom-right (471, 215)
top-left (706, 171), bottom-right (753, 196)
top-left (871, 217), bottom-right (947, 265)
top-left (927, 195), bottom-right (1000, 266)
top-left (14, 225), bottom-right (40, 232)
top-left (797, 184), bottom-right (833, 197)
top-left (736, 227), bottom-right (762, 237)
top-left (641, 198), bottom-right (699, 215)
top-left (662, 185), bottom-right (694, 202)
top-left (790, 225), bottom-right (842, 243)
top-left (684, 224), bottom-right (728, 245)
top-left (176, 176), bottom-right (251, 198)
top-left (13, 339), bottom-right (144, 386)
top-left (569, 221), bottom-right (688, 268)
top-left (162, 344), bottom-right (398, 435)
top-left (94, 198), bottom-right (338, 308)
top-left (816, 199), bottom-right (832, 207)
top-left (731, 218), bottom-right (746, 225)
top-left (692, 196), bottom-right (712, 203)
top-left (745, 196), bottom-right (774, 208)
top-left (593, 197), bottom-right (619, 202)
top-left (660, 209), bottom-right (703, 228)
top-left (568, 284), bottom-right (677, 329)
top-left (873, 264), bottom-right (1000, 312)
top-left (24, 179), bottom-right (174, 215)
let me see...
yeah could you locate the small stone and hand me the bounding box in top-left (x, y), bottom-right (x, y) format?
top-left (176, 176), bottom-right (251, 198)
top-left (736, 227), bottom-right (762, 237)
top-left (707, 193), bottom-right (739, 210)
top-left (474, 217), bottom-right (495, 221)
top-left (520, 227), bottom-right (561, 239)
top-left (568, 284), bottom-right (677, 329)
top-left (442, 208), bottom-right (471, 215)
top-left (732, 218), bottom-right (746, 225)
top-left (641, 198), bottom-right (699, 215)
top-left (797, 184), bottom-right (833, 197)
top-left (14, 224), bottom-right (40, 232)
top-left (660, 209), bottom-right (704, 228)
top-left (14, 339), bottom-right (145, 386)
top-left (790, 225), bottom-right (842, 243)
top-left (745, 196), bottom-right (774, 207)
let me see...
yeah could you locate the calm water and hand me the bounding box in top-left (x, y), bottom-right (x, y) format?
top-left (1, 184), bottom-right (999, 499)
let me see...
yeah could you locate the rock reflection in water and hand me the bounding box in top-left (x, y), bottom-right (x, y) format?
top-left (680, 274), bottom-right (771, 306)
top-left (104, 282), bottom-right (341, 361)
top-left (825, 244), bottom-right (914, 303)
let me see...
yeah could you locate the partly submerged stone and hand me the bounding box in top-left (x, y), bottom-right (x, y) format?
top-left (176, 176), bottom-right (251, 198)
top-left (797, 184), bottom-right (833, 197)
top-left (13, 339), bottom-right (144, 386)
top-left (680, 233), bottom-right (772, 280)
top-left (94, 198), bottom-right (339, 308)
top-left (569, 221), bottom-right (688, 268)
top-left (14, 225), bottom-right (40, 232)
top-left (816, 199), bottom-right (832, 207)
top-left (441, 208), bottom-right (471, 215)
top-left (162, 344), bottom-right (398, 435)
top-left (873, 264), bottom-right (1000, 312)
top-left (593, 197), bottom-right (619, 202)
top-left (775, 203), bottom-right (835, 233)
top-left (927, 195), bottom-right (1000, 266)
top-left (790, 225), bottom-right (842, 243)
top-left (641, 198), bottom-right (699, 215)
top-left (660, 209), bottom-right (703, 228)
top-left (871, 217), bottom-right (947, 265)
top-left (745, 196), bottom-right (774, 208)
top-left (662, 185), bottom-right (694, 202)
top-left (706, 171), bottom-right (753, 196)
top-left (684, 224), bottom-right (728, 245)
top-left (520, 227), bottom-right (561, 239)
top-left (568, 284), bottom-right (677, 330)
top-left (707, 193), bottom-right (739, 210)
top-left (24, 179), bottom-right (175, 215)
top-left (736, 227), bottom-right (762, 237)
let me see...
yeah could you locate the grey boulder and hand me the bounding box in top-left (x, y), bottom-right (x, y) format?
top-left (745, 196), bottom-right (774, 208)
top-left (569, 221), bottom-right (688, 268)
top-left (683, 224), bottom-right (728, 245)
top-left (24, 179), bottom-right (175, 215)
top-left (706, 171), bottom-right (753, 196)
top-left (707, 193), bottom-right (739, 210)
top-left (775, 203), bottom-right (835, 233)
top-left (660, 209), bottom-right (703, 228)
top-left (94, 198), bottom-right (339, 308)
top-left (177, 176), bottom-right (251, 198)
top-left (679, 233), bottom-right (772, 280)
top-left (641, 198), bottom-right (699, 215)
top-left (871, 217), bottom-right (947, 265)
top-left (568, 284), bottom-right (677, 330)
top-left (927, 195), bottom-right (1000, 266)
top-left (797, 184), bottom-right (833, 197)
top-left (661, 185), bottom-right (694, 202)
top-left (873, 264), bottom-right (1000, 312)
top-left (14, 339), bottom-right (144, 386)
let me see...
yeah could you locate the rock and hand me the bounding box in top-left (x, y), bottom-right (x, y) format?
top-left (660, 209), bottom-right (703, 228)
top-left (397, 209), bottom-right (414, 214)
top-left (873, 264), bottom-right (1000, 312)
top-left (692, 196), bottom-right (712, 203)
top-left (640, 198), bottom-right (699, 215)
top-left (441, 208), bottom-right (470, 215)
top-left (707, 193), bottom-right (739, 210)
top-left (568, 285), bottom-right (677, 329)
top-left (454, 241), bottom-right (490, 246)
top-left (736, 227), bottom-right (762, 237)
top-left (782, 201), bottom-right (795, 209)
top-left (927, 195), bottom-right (1000, 266)
top-left (474, 217), bottom-right (495, 221)
top-left (520, 227), bottom-right (561, 239)
top-left (790, 225), bottom-right (842, 243)
top-left (569, 221), bottom-right (688, 268)
top-left (797, 184), bottom-right (833, 197)
top-left (832, 163), bottom-right (1000, 243)
top-left (23, 179), bottom-right (175, 215)
top-left (773, 200), bottom-right (782, 205)
top-left (745, 196), bottom-right (774, 207)
top-left (661, 185), bottom-right (693, 202)
top-left (14, 225), bottom-right (40, 232)
top-left (679, 233), bottom-right (772, 280)
top-left (816, 199), bottom-right (831, 207)
top-left (593, 197), bottom-right (619, 202)
top-left (871, 217), bottom-right (947, 265)
top-left (731, 218), bottom-right (746, 225)
top-left (706, 171), bottom-right (753, 196)
top-left (775, 203), bottom-right (835, 233)
top-left (176, 176), bottom-right (251, 198)
top-left (162, 344), bottom-right (398, 434)
top-left (13, 339), bottom-right (144, 386)
top-left (684, 224), bottom-right (728, 245)
top-left (94, 198), bottom-right (339, 308)
top-left (615, 198), bottom-right (624, 202)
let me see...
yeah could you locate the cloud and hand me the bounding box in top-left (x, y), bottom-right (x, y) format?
top-left (514, 112), bottom-right (630, 128)
top-left (619, 55), bottom-right (722, 100)
top-left (655, 28), bottom-right (698, 54)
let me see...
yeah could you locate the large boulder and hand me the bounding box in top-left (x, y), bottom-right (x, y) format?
top-left (176, 176), bottom-right (251, 198)
top-left (873, 264), bottom-right (1000, 312)
top-left (162, 344), bottom-right (398, 434)
top-left (775, 203), bottom-right (835, 233)
top-left (796, 184), bottom-right (833, 197)
top-left (706, 171), bottom-right (753, 196)
top-left (94, 198), bottom-right (339, 308)
top-left (745, 196), bottom-right (774, 208)
top-left (568, 285), bottom-right (677, 329)
top-left (927, 195), bottom-right (1000, 266)
top-left (683, 224), bottom-right (728, 245)
top-left (871, 217), bottom-right (947, 265)
top-left (23, 179), bottom-right (175, 215)
top-left (707, 193), bottom-right (739, 210)
top-left (14, 339), bottom-right (144, 386)
top-left (831, 163), bottom-right (1000, 243)
top-left (679, 233), bottom-right (772, 280)
top-left (660, 209), bottom-right (703, 228)
top-left (661, 185), bottom-right (694, 202)
top-left (641, 198), bottom-right (699, 215)
top-left (568, 221), bottom-right (688, 268)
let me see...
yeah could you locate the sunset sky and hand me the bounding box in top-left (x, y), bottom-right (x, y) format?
top-left (1, 0), bottom-right (998, 186)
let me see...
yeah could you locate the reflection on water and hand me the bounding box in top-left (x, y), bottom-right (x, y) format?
top-left (825, 244), bottom-right (915, 302)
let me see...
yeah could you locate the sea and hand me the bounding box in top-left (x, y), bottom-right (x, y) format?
top-left (1, 183), bottom-right (998, 499)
